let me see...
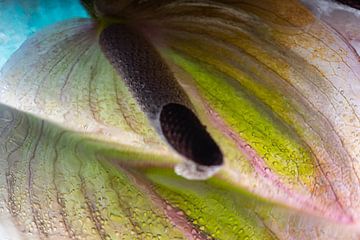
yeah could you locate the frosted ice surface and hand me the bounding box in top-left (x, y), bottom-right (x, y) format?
top-left (0, 0), bottom-right (89, 68)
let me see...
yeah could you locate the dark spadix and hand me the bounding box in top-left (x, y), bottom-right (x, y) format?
top-left (99, 24), bottom-right (223, 172)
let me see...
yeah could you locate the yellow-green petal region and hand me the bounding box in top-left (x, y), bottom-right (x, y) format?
top-left (144, 168), bottom-right (275, 240)
top-left (0, 103), bottom-right (190, 239)
top-left (2, 104), bottom-right (356, 240)
top-left (168, 52), bottom-right (314, 185)
top-left (143, 167), bottom-right (359, 240)
top-left (139, 0), bottom-right (360, 225)
top-left (0, 0), bottom-right (360, 239)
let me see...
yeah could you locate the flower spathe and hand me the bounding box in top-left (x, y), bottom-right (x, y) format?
top-left (0, 0), bottom-right (359, 239)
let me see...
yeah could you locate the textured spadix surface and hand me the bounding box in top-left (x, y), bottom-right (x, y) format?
top-left (0, 0), bottom-right (359, 239)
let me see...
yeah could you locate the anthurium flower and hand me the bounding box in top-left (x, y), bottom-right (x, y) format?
top-left (0, 0), bottom-right (359, 239)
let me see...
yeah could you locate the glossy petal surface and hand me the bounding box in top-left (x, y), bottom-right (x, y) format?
top-left (0, 0), bottom-right (359, 239)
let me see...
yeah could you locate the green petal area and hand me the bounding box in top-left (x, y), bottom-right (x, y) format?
top-left (167, 51), bottom-right (314, 186)
top-left (145, 168), bottom-right (275, 240)
top-left (1, 0), bottom-right (360, 239)
top-left (139, 0), bottom-right (360, 224)
top-left (0, 103), bottom-right (190, 239)
top-left (0, 18), bottom-right (171, 158)
top-left (2, 103), bottom-right (358, 239)
top-left (144, 168), bottom-right (360, 240)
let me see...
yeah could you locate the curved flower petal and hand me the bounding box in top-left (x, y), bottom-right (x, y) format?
top-left (0, 18), bottom-right (172, 158)
top-left (302, 0), bottom-right (360, 55)
top-left (0, 0), bottom-right (359, 239)
top-left (0, 104), bottom-right (357, 239)
top-left (0, 103), bottom-right (194, 239)
top-left (137, 0), bottom-right (360, 224)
